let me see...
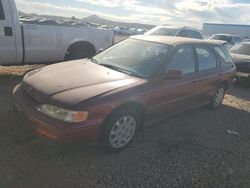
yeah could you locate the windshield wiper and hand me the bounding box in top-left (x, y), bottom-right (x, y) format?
top-left (99, 63), bottom-right (145, 78)
top-left (90, 57), bottom-right (98, 64)
top-left (99, 63), bottom-right (132, 75)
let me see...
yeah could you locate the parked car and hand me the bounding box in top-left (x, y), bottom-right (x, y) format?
top-left (0, 0), bottom-right (114, 65)
top-left (13, 36), bottom-right (235, 152)
top-left (229, 42), bottom-right (250, 80)
top-left (207, 34), bottom-right (242, 48)
top-left (243, 38), bottom-right (250, 42)
top-left (145, 25), bottom-right (203, 39)
top-left (136, 28), bottom-right (147, 35)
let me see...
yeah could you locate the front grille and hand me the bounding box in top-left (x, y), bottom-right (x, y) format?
top-left (236, 62), bottom-right (250, 73)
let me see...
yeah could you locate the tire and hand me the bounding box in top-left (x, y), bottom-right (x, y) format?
top-left (65, 48), bottom-right (86, 61)
top-left (100, 107), bottom-right (142, 152)
top-left (65, 43), bottom-right (95, 61)
top-left (209, 85), bottom-right (226, 109)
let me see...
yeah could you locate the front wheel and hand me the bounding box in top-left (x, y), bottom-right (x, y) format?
top-left (210, 86), bottom-right (225, 109)
top-left (100, 108), bottom-right (141, 152)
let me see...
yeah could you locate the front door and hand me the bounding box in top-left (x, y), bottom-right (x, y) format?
top-left (0, 0), bottom-right (16, 64)
top-left (150, 44), bottom-right (199, 121)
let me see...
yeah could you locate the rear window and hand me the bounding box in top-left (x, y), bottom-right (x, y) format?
top-left (146, 28), bottom-right (178, 36)
top-left (0, 0), bottom-right (5, 20)
top-left (178, 30), bottom-right (203, 39)
top-left (214, 46), bottom-right (234, 65)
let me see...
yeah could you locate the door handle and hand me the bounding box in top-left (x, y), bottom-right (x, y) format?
top-left (4, 26), bottom-right (13, 36)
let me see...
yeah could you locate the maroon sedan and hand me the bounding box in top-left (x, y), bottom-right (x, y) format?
top-left (13, 36), bottom-right (236, 152)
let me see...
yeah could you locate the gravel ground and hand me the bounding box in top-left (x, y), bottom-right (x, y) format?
top-left (0, 68), bottom-right (250, 188)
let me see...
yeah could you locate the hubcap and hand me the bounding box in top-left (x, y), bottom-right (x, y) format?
top-left (109, 115), bottom-right (137, 149)
top-left (213, 88), bottom-right (224, 107)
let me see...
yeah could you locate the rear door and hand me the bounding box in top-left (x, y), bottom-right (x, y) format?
top-left (0, 0), bottom-right (16, 64)
top-left (194, 45), bottom-right (220, 103)
top-left (151, 44), bottom-right (200, 120)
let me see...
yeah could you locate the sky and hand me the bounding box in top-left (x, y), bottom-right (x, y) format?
top-left (15, 0), bottom-right (250, 28)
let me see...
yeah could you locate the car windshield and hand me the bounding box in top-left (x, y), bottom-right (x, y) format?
top-left (209, 35), bottom-right (232, 43)
top-left (93, 39), bottom-right (170, 78)
top-left (229, 43), bottom-right (250, 55)
top-left (146, 27), bottom-right (178, 36)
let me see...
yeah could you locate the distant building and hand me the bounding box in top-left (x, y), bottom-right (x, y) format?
top-left (202, 23), bottom-right (250, 38)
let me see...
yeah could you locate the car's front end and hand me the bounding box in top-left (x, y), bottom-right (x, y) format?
top-left (12, 37), bottom-right (170, 149)
top-left (12, 58), bottom-right (145, 143)
top-left (234, 61), bottom-right (250, 85)
top-left (12, 82), bottom-right (108, 142)
top-left (234, 63), bottom-right (250, 78)
top-left (230, 43), bottom-right (250, 79)
top-left (231, 54), bottom-right (250, 78)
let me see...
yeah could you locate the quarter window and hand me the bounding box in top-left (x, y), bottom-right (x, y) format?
top-left (214, 46), bottom-right (234, 66)
top-left (192, 31), bottom-right (203, 39)
top-left (0, 0), bottom-right (4, 20)
top-left (195, 46), bottom-right (217, 71)
top-left (167, 45), bottom-right (195, 75)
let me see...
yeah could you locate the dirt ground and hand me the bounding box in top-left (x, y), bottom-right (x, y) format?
top-left (0, 64), bottom-right (250, 187)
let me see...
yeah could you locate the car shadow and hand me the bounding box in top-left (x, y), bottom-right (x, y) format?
top-left (227, 84), bottom-right (250, 101)
top-left (135, 103), bottom-right (250, 158)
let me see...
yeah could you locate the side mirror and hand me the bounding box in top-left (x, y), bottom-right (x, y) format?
top-left (98, 49), bottom-right (104, 54)
top-left (166, 69), bottom-right (183, 79)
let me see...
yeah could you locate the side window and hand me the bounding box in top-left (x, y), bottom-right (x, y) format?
top-left (186, 30), bottom-right (195, 38)
top-left (214, 46), bottom-right (234, 67)
top-left (178, 30), bottom-right (188, 38)
top-left (0, 0), bottom-right (5, 20)
top-left (167, 45), bottom-right (195, 75)
top-left (195, 46), bottom-right (217, 71)
top-left (192, 31), bottom-right (203, 39)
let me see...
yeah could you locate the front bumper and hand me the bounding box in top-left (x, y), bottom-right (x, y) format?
top-left (12, 84), bottom-right (103, 143)
top-left (235, 71), bottom-right (250, 78)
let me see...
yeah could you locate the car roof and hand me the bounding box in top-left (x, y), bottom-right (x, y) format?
top-left (212, 34), bottom-right (238, 37)
top-left (154, 25), bottom-right (200, 31)
top-left (130, 35), bottom-right (224, 46)
top-left (238, 41), bottom-right (250, 45)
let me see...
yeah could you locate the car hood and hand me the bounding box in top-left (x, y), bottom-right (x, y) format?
top-left (23, 59), bottom-right (143, 107)
top-left (230, 53), bottom-right (250, 63)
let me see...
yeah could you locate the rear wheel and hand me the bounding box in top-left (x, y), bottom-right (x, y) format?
top-left (65, 43), bottom-right (96, 61)
top-left (210, 85), bottom-right (225, 109)
top-left (100, 107), bottom-right (141, 152)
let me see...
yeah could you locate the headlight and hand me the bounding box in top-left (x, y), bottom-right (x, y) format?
top-left (38, 104), bottom-right (88, 122)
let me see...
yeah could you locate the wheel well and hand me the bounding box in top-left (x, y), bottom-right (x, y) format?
top-left (65, 41), bottom-right (96, 60)
top-left (115, 102), bottom-right (146, 117)
top-left (222, 81), bottom-right (228, 90)
top-left (103, 102), bottom-right (146, 130)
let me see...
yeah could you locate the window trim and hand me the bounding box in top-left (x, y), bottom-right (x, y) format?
top-left (0, 0), bottom-right (5, 20)
top-left (194, 45), bottom-right (219, 72)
